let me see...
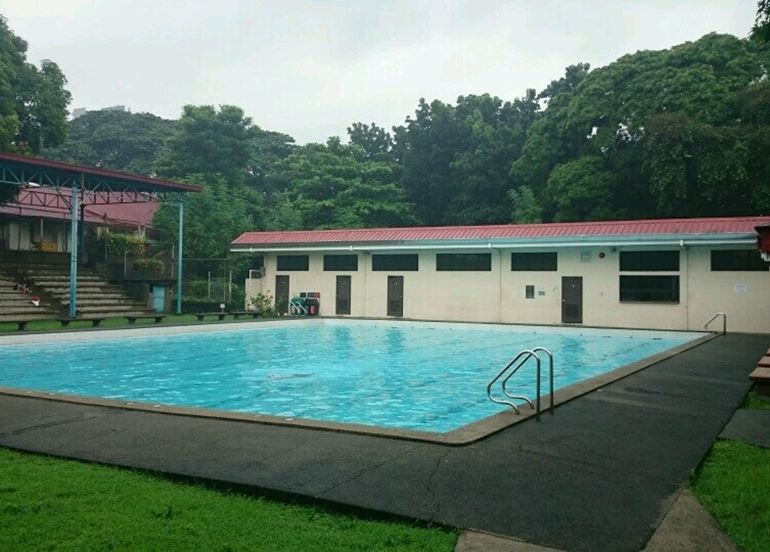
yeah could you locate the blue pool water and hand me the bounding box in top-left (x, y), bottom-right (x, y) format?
top-left (0, 321), bottom-right (702, 432)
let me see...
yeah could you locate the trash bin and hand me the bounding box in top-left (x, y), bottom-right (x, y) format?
top-left (305, 297), bottom-right (319, 316)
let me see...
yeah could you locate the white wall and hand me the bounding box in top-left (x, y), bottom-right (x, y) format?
top-left (244, 245), bottom-right (770, 333)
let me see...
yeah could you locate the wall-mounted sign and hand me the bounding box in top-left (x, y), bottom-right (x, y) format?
top-left (734, 283), bottom-right (748, 294)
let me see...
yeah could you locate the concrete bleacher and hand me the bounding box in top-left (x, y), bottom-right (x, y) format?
top-left (0, 262), bottom-right (157, 328)
top-left (18, 264), bottom-right (153, 319)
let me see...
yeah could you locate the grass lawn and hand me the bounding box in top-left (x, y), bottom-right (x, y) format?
top-left (0, 447), bottom-right (457, 551)
top-left (742, 389), bottom-right (770, 411)
top-left (0, 314), bottom-right (248, 333)
top-left (691, 440), bottom-right (770, 552)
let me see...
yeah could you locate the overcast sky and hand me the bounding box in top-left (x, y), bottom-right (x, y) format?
top-left (0, 0), bottom-right (759, 144)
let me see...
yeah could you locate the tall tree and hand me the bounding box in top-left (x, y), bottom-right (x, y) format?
top-left (45, 110), bottom-right (176, 175)
top-left (753, 0), bottom-right (770, 42)
top-left (0, 16), bottom-right (71, 202)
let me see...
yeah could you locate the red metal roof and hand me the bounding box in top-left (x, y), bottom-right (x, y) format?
top-left (0, 187), bottom-right (158, 229)
top-left (231, 216), bottom-right (770, 247)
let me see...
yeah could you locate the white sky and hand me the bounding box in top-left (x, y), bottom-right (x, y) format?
top-left (0, 0), bottom-right (759, 144)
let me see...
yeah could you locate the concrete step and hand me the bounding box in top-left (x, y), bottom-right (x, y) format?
top-left (61, 298), bottom-right (142, 306)
top-left (28, 275), bottom-right (104, 282)
top-left (33, 280), bottom-right (116, 288)
top-left (0, 307), bottom-right (58, 316)
top-left (44, 286), bottom-right (124, 295)
top-left (0, 313), bottom-right (57, 322)
top-left (75, 305), bottom-right (149, 314)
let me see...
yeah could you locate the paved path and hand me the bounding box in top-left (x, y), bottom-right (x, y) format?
top-left (1, 333), bottom-right (767, 551)
top-left (720, 408), bottom-right (770, 448)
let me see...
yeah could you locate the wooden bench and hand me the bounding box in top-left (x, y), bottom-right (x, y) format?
top-left (126, 315), bottom-right (166, 325)
top-left (749, 366), bottom-right (770, 396)
top-left (58, 317), bottom-right (104, 328)
top-left (230, 311), bottom-right (261, 319)
top-left (195, 312), bottom-right (228, 322)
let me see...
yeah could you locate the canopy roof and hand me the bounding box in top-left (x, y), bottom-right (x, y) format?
top-left (0, 152), bottom-right (201, 205)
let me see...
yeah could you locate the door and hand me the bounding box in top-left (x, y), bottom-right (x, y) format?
top-left (152, 285), bottom-right (166, 313)
top-left (562, 276), bottom-right (583, 323)
top-left (336, 275), bottom-right (351, 315)
top-left (275, 275), bottom-right (290, 315)
top-left (387, 276), bottom-right (404, 317)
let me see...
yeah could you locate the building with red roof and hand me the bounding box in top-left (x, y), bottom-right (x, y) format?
top-left (232, 216), bottom-right (770, 333)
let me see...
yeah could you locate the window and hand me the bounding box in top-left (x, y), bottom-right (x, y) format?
top-left (619, 251), bottom-right (679, 271)
top-left (711, 250), bottom-right (767, 271)
top-left (323, 254), bottom-right (358, 271)
top-left (372, 254), bottom-right (419, 271)
top-left (436, 253), bottom-right (491, 271)
top-left (525, 285), bottom-right (535, 299)
top-left (620, 276), bottom-right (679, 303)
top-left (276, 255), bottom-right (309, 271)
top-left (511, 252), bottom-right (557, 271)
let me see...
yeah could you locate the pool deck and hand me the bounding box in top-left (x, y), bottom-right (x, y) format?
top-left (1, 332), bottom-right (767, 551)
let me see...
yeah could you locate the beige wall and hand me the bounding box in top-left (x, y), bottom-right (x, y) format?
top-left (244, 245), bottom-right (770, 333)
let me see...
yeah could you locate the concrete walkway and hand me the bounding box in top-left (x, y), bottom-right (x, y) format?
top-left (720, 408), bottom-right (770, 448)
top-left (1, 333), bottom-right (767, 551)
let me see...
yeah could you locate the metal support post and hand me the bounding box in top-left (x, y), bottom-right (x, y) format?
top-left (68, 179), bottom-right (81, 318)
top-left (176, 200), bottom-right (184, 314)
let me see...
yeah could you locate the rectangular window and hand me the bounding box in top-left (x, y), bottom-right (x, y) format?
top-left (711, 250), bottom-right (767, 271)
top-left (276, 255), bottom-right (309, 271)
top-left (511, 252), bottom-right (557, 271)
top-left (372, 254), bottom-right (419, 271)
top-left (525, 285), bottom-right (535, 299)
top-left (323, 254), bottom-right (358, 271)
top-left (619, 275), bottom-right (679, 303)
top-left (619, 251), bottom-right (679, 271)
top-left (436, 253), bottom-right (491, 271)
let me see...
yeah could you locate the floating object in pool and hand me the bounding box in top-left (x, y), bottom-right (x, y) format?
top-left (267, 373), bottom-right (315, 380)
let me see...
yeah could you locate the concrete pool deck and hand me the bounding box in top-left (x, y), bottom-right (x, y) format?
top-left (0, 332), bottom-right (767, 550)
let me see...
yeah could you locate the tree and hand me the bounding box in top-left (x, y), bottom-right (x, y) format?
top-left (0, 16), bottom-right (71, 202)
top-left (267, 139), bottom-right (416, 230)
top-left (753, 0), bottom-right (770, 42)
top-left (508, 185), bottom-right (542, 224)
top-left (45, 110), bottom-right (176, 174)
top-left (155, 105), bottom-right (254, 180)
top-left (544, 156), bottom-right (616, 221)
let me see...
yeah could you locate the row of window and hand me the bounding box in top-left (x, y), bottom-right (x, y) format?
top-left (276, 250), bottom-right (766, 272)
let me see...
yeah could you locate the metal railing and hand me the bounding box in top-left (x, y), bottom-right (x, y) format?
top-left (487, 347), bottom-right (555, 420)
top-left (704, 312), bottom-right (727, 335)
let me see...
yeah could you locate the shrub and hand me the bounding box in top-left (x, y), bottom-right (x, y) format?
top-left (132, 258), bottom-right (164, 274)
top-left (248, 293), bottom-right (277, 317)
top-left (104, 232), bottom-right (149, 256)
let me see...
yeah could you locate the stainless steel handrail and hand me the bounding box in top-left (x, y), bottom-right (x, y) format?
top-left (487, 346), bottom-right (556, 420)
top-left (704, 312), bottom-right (727, 335)
top-left (531, 347), bottom-right (554, 417)
top-left (486, 350), bottom-right (536, 414)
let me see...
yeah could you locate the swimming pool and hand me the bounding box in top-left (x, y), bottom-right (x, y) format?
top-left (0, 320), bottom-right (706, 436)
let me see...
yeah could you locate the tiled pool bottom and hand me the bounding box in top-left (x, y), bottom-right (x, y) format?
top-left (0, 319), bottom-right (710, 442)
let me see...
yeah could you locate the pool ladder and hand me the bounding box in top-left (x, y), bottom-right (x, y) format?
top-left (486, 347), bottom-right (554, 420)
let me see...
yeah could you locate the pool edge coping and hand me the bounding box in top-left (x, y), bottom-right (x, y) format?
top-left (0, 329), bottom-right (718, 446)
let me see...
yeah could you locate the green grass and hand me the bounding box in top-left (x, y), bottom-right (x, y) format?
top-left (0, 314), bottom-right (247, 333)
top-left (742, 389), bottom-right (770, 411)
top-left (0, 447), bottom-right (457, 551)
top-left (691, 440), bottom-right (770, 552)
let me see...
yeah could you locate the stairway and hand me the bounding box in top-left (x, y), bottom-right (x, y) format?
top-left (15, 264), bottom-right (154, 319)
top-left (0, 272), bottom-right (59, 324)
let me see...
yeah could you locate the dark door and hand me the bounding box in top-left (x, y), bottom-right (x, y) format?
top-left (336, 275), bottom-right (351, 315)
top-left (562, 276), bottom-right (583, 323)
top-left (275, 275), bottom-right (289, 315)
top-left (387, 276), bottom-right (404, 317)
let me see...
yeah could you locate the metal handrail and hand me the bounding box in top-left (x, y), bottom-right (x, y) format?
top-left (487, 347), bottom-right (556, 420)
top-left (704, 312), bottom-right (727, 335)
top-left (486, 350), bottom-right (536, 414)
top-left (531, 347), bottom-right (554, 417)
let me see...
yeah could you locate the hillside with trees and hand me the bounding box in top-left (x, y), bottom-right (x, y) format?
top-left (1, 5), bottom-right (769, 260)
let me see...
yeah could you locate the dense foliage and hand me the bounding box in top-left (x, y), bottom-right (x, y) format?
top-left (0, 16), bottom-right (71, 202)
top-left (1, 5), bottom-right (764, 259)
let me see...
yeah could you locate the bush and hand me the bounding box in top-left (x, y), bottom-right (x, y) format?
top-left (248, 293), bottom-right (277, 317)
top-left (104, 232), bottom-right (149, 256)
top-left (132, 258), bottom-right (164, 274)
